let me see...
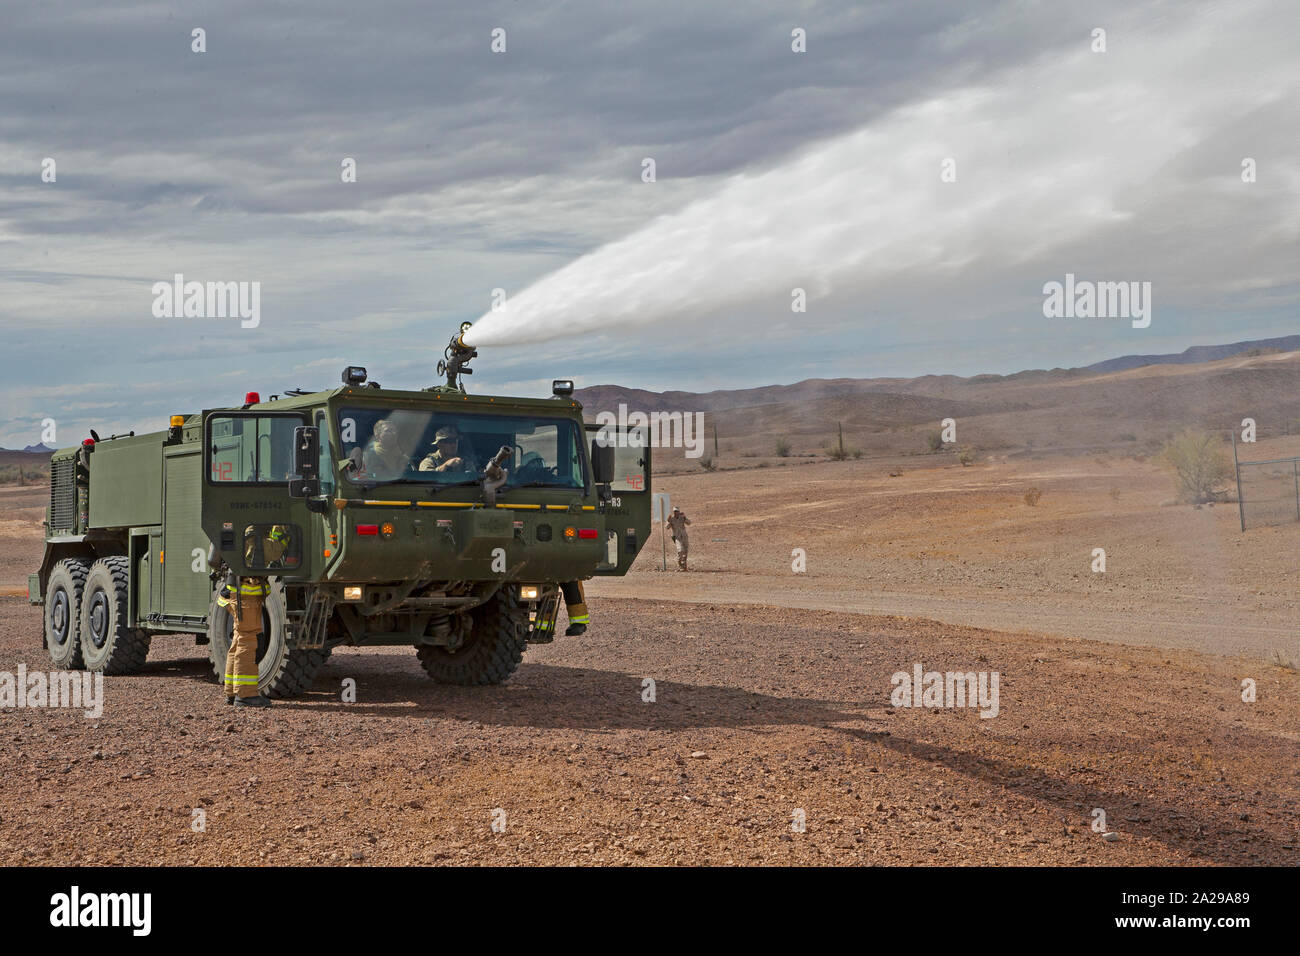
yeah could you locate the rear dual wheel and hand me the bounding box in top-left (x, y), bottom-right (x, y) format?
top-left (44, 558), bottom-right (89, 669)
top-left (79, 556), bottom-right (151, 674)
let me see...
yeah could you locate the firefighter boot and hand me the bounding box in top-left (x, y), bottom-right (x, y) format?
top-left (561, 580), bottom-right (589, 636)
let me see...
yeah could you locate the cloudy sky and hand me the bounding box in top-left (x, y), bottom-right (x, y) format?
top-left (1, 0), bottom-right (1297, 449)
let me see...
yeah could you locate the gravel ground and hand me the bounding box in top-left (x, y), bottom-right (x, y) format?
top-left (1, 594), bottom-right (1295, 866)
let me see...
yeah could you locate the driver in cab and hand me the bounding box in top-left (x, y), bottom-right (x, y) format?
top-left (419, 425), bottom-right (480, 474)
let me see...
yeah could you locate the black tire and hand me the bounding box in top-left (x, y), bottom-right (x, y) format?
top-left (206, 579), bottom-right (326, 698)
top-left (44, 558), bottom-right (89, 669)
top-left (80, 556), bottom-right (151, 674)
top-left (417, 586), bottom-right (527, 685)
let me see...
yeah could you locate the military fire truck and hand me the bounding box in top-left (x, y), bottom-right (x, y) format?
top-left (28, 325), bottom-right (652, 697)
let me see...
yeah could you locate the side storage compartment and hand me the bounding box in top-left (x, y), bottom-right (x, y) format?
top-left (129, 529), bottom-right (163, 627)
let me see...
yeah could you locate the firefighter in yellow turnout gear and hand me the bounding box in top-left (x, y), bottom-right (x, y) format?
top-left (561, 580), bottom-right (589, 636)
top-left (218, 525), bottom-right (290, 708)
top-left (532, 580), bottom-right (590, 638)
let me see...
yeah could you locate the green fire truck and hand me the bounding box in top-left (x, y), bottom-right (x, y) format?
top-left (29, 327), bottom-right (652, 697)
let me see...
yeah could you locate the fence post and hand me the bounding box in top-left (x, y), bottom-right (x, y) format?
top-left (1232, 429), bottom-right (1245, 532)
top-left (1294, 460), bottom-right (1299, 522)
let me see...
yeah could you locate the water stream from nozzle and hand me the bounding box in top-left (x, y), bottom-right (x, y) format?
top-left (459, 2), bottom-right (1296, 350)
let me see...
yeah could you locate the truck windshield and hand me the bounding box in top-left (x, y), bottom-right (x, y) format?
top-left (337, 407), bottom-right (586, 489)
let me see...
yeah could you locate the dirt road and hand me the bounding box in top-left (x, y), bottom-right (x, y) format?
top-left (608, 455), bottom-right (1300, 661)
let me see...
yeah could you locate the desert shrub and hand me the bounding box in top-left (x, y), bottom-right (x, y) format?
top-left (0, 465), bottom-right (49, 485)
top-left (1109, 487), bottom-right (1121, 502)
top-left (1161, 430), bottom-right (1232, 504)
top-left (775, 437), bottom-right (791, 457)
top-left (926, 430), bottom-right (944, 453)
top-left (827, 442), bottom-right (860, 461)
top-left (958, 446), bottom-right (976, 466)
top-left (1024, 487), bottom-right (1043, 506)
top-left (698, 456), bottom-right (717, 472)
top-left (1118, 433), bottom-right (1138, 442)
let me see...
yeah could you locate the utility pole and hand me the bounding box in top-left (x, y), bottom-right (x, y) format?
top-left (1231, 428), bottom-right (1245, 532)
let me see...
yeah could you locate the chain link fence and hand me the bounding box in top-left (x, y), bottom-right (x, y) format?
top-left (1233, 431), bottom-right (1300, 531)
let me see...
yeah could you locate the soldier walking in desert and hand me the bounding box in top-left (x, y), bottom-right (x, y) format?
top-left (665, 506), bottom-right (691, 571)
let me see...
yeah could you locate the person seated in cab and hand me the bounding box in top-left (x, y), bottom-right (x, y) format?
top-left (362, 418), bottom-right (409, 480)
top-left (419, 425), bottom-right (480, 474)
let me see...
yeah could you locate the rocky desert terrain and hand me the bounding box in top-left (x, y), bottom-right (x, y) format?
top-left (1, 434), bottom-right (1296, 865)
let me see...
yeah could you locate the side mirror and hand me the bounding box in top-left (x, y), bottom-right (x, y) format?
top-left (288, 425), bottom-right (320, 499)
top-left (591, 440), bottom-right (616, 484)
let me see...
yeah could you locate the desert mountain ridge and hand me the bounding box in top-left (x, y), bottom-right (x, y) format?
top-left (575, 336), bottom-right (1300, 462)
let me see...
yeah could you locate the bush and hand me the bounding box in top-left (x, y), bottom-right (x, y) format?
top-left (775, 437), bottom-right (792, 457)
top-left (0, 464), bottom-right (49, 485)
top-left (926, 430), bottom-right (944, 453)
top-left (698, 456), bottom-right (717, 472)
top-left (958, 446), bottom-right (976, 466)
top-left (1161, 430), bottom-right (1232, 504)
top-left (1024, 487), bottom-right (1043, 506)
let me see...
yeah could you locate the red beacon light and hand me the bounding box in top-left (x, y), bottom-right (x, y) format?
top-left (243, 391), bottom-right (260, 406)
top-left (81, 438), bottom-right (95, 447)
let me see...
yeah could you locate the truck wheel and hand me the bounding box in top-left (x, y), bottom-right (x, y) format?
top-left (417, 586), bottom-right (527, 685)
top-left (206, 580), bottom-right (327, 699)
top-left (44, 558), bottom-right (89, 669)
top-left (80, 556), bottom-right (151, 674)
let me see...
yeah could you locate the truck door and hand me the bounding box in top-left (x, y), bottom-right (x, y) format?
top-left (201, 410), bottom-right (315, 579)
top-left (586, 423), bottom-right (652, 576)
top-left (162, 446), bottom-right (208, 619)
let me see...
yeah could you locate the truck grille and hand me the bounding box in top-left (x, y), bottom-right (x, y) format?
top-left (49, 459), bottom-right (75, 532)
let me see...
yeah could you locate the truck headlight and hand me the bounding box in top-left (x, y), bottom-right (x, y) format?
top-left (343, 586), bottom-right (363, 601)
top-left (520, 586), bottom-right (539, 601)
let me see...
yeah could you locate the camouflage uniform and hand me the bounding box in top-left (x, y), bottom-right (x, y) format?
top-left (666, 509), bottom-right (691, 570)
top-left (419, 425), bottom-right (479, 473)
top-left (217, 524), bottom-right (289, 706)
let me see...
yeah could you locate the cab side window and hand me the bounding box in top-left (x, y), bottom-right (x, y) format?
top-left (209, 415), bottom-right (299, 483)
top-left (611, 427), bottom-right (649, 492)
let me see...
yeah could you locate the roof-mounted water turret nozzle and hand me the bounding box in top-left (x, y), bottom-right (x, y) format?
top-left (437, 321), bottom-right (477, 392)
